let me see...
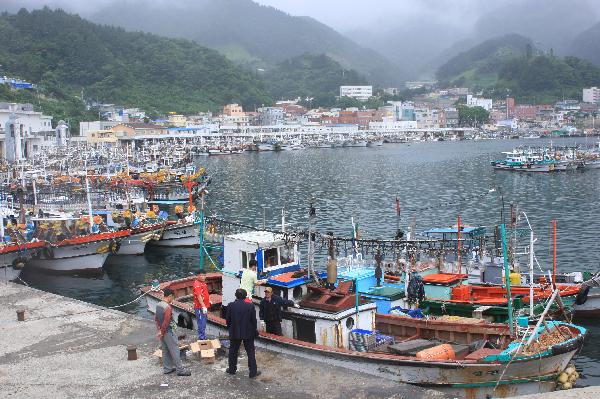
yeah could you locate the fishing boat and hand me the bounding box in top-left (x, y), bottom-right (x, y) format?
top-left (0, 240), bottom-right (47, 280)
top-left (256, 140), bottom-right (278, 151)
top-left (27, 218), bottom-right (129, 273)
top-left (117, 222), bottom-right (165, 255)
top-left (347, 138), bottom-right (368, 147)
top-left (145, 200), bottom-right (201, 247)
top-left (142, 228), bottom-right (586, 398)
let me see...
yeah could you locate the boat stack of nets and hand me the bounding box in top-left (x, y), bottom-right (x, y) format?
top-left (556, 364), bottom-right (580, 390)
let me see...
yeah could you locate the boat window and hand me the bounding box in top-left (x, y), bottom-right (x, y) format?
top-left (241, 251), bottom-right (256, 268)
top-left (346, 317), bottom-right (354, 329)
top-left (279, 244), bottom-right (295, 265)
top-left (264, 247), bottom-right (279, 267)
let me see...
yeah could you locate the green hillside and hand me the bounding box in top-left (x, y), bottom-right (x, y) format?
top-left (570, 22), bottom-right (600, 66)
top-left (497, 55), bottom-right (600, 102)
top-left (0, 8), bottom-right (272, 120)
top-left (436, 34), bottom-right (533, 87)
top-left (265, 54), bottom-right (368, 106)
top-left (87, 0), bottom-right (405, 86)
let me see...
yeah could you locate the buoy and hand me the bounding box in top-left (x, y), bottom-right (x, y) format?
top-left (558, 372), bottom-right (569, 384)
top-left (415, 344), bottom-right (455, 360)
top-left (562, 382), bottom-right (572, 390)
top-left (565, 366), bottom-right (576, 375)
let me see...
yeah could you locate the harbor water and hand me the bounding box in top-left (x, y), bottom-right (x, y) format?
top-left (20, 138), bottom-right (600, 386)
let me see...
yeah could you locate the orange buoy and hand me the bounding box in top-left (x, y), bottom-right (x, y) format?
top-left (415, 344), bottom-right (455, 360)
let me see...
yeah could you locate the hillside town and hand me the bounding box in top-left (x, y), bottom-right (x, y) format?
top-left (1, 81), bottom-right (599, 159)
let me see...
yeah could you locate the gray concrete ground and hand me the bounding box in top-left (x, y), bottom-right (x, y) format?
top-left (0, 282), bottom-right (446, 399)
top-left (507, 385), bottom-right (600, 398)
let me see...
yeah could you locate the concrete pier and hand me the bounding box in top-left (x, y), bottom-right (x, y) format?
top-left (0, 282), bottom-right (444, 399)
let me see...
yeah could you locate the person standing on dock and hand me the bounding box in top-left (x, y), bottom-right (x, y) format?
top-left (226, 288), bottom-right (260, 378)
top-left (155, 288), bottom-right (191, 376)
top-left (193, 274), bottom-right (210, 340)
top-left (259, 286), bottom-right (298, 335)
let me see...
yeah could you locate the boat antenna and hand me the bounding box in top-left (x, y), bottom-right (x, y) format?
top-left (84, 159), bottom-right (94, 233)
top-left (307, 196), bottom-right (316, 281)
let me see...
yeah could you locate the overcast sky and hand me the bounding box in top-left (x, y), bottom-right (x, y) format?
top-left (254, 0), bottom-right (506, 30)
top-left (5, 0), bottom-right (600, 32)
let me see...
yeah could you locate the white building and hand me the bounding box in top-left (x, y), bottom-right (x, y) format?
top-left (0, 103), bottom-right (53, 161)
top-left (583, 87), bottom-right (600, 104)
top-left (369, 121), bottom-right (418, 130)
top-left (339, 86), bottom-right (373, 101)
top-left (466, 95), bottom-right (493, 111)
top-left (80, 121), bottom-right (121, 141)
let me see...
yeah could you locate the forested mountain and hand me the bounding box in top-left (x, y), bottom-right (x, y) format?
top-left (265, 54), bottom-right (367, 106)
top-left (436, 34), bottom-right (533, 86)
top-left (497, 55), bottom-right (600, 102)
top-left (0, 7), bottom-right (272, 117)
top-left (437, 33), bottom-right (600, 103)
top-left (85, 0), bottom-right (404, 86)
top-left (570, 22), bottom-right (600, 66)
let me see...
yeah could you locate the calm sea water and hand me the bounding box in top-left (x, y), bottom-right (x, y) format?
top-left (20, 138), bottom-right (600, 385)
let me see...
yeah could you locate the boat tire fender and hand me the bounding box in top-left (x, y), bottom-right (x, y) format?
top-left (576, 286), bottom-right (590, 305)
top-left (43, 244), bottom-right (54, 259)
top-left (12, 257), bottom-right (27, 269)
top-left (110, 239), bottom-right (121, 255)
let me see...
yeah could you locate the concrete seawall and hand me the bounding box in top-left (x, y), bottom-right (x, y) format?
top-left (0, 282), bottom-right (442, 399)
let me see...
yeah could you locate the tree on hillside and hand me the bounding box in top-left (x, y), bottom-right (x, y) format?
top-left (458, 105), bottom-right (490, 127)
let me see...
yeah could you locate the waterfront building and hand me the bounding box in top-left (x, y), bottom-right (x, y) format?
top-left (441, 109), bottom-right (459, 128)
top-left (257, 107), bottom-right (284, 126)
top-left (167, 113), bottom-right (187, 127)
top-left (466, 95), bottom-right (493, 111)
top-left (414, 108), bottom-right (439, 129)
top-left (80, 121), bottom-right (121, 142)
top-left (109, 122), bottom-right (168, 145)
top-left (339, 86), bottom-right (373, 101)
top-left (0, 102), bottom-right (53, 160)
top-left (583, 87), bottom-right (600, 104)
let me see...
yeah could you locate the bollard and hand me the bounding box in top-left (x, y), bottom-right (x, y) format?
top-left (127, 345), bottom-right (138, 361)
top-left (16, 309), bottom-right (25, 321)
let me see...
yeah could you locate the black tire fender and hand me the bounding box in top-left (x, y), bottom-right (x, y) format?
top-left (576, 286), bottom-right (590, 305)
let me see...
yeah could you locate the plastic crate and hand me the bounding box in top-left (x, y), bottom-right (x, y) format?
top-left (349, 329), bottom-right (377, 352)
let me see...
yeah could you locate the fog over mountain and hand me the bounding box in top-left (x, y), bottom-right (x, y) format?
top-left (3, 0), bottom-right (600, 81)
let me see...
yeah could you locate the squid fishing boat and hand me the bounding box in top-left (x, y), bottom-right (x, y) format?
top-left (91, 210), bottom-right (165, 256)
top-left (27, 216), bottom-right (129, 272)
top-left (142, 227), bottom-right (586, 398)
top-left (117, 222), bottom-right (165, 255)
top-left (146, 200), bottom-right (201, 247)
top-left (0, 240), bottom-right (47, 280)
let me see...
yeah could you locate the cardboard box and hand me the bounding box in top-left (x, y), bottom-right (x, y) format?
top-left (190, 339), bottom-right (221, 360)
top-left (200, 348), bottom-right (215, 363)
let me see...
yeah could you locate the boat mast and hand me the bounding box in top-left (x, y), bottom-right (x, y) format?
top-left (500, 224), bottom-right (514, 336)
top-left (457, 214), bottom-right (461, 274)
top-left (84, 160), bottom-right (94, 234)
top-left (552, 220), bottom-right (557, 286)
top-left (198, 188), bottom-right (205, 273)
top-left (307, 197), bottom-right (316, 280)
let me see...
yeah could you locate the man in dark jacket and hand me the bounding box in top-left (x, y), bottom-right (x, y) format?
top-left (259, 287), bottom-right (298, 336)
top-left (226, 288), bottom-right (260, 378)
